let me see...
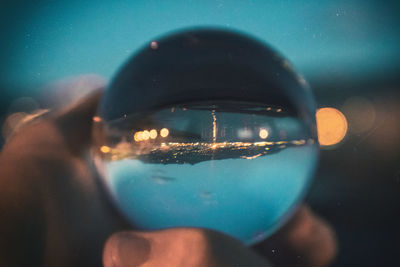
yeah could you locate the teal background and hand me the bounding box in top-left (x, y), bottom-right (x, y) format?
top-left (1, 0), bottom-right (399, 92)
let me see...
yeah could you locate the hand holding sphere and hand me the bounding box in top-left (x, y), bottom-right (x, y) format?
top-left (95, 28), bottom-right (319, 245)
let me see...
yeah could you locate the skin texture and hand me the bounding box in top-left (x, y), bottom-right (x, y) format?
top-left (0, 90), bottom-right (337, 267)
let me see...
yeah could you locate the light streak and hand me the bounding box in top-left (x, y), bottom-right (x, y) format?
top-left (212, 109), bottom-right (217, 143)
top-left (241, 153), bottom-right (263, 160)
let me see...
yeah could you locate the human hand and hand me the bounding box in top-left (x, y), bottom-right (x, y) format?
top-left (0, 90), bottom-right (336, 267)
top-left (103, 205), bottom-right (337, 267)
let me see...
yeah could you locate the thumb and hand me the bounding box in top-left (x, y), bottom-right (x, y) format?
top-left (103, 231), bottom-right (151, 267)
top-left (103, 228), bottom-right (273, 267)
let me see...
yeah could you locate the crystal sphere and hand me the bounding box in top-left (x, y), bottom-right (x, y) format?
top-left (94, 28), bottom-right (318, 245)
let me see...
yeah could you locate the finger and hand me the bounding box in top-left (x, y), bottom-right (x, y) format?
top-left (52, 88), bottom-right (103, 154)
top-left (253, 205), bottom-right (337, 267)
top-left (0, 87), bottom-right (132, 267)
top-left (103, 228), bottom-right (273, 267)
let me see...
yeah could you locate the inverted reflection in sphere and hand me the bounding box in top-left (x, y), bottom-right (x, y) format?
top-left (94, 28), bottom-right (318, 245)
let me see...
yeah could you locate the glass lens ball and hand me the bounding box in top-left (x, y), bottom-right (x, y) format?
top-left (94, 28), bottom-right (318, 245)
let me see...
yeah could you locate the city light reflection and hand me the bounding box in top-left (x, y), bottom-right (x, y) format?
top-left (105, 105), bottom-right (314, 163)
top-left (100, 138), bottom-right (310, 162)
top-left (134, 131), bottom-right (142, 142)
top-left (149, 129), bottom-right (158, 139)
top-left (259, 128), bottom-right (269, 139)
top-left (100, 145), bottom-right (111, 153)
top-left (160, 128), bottom-right (169, 138)
top-left (142, 130), bottom-right (150, 140)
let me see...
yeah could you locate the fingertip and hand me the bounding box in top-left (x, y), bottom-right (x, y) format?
top-left (52, 88), bottom-right (103, 153)
top-left (103, 232), bottom-right (151, 267)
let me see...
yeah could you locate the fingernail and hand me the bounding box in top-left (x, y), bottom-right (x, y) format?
top-left (104, 232), bottom-right (151, 267)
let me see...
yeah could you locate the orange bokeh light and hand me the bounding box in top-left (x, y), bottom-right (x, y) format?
top-left (149, 129), bottom-right (158, 139)
top-left (142, 130), bottom-right (150, 140)
top-left (100, 145), bottom-right (111, 153)
top-left (92, 116), bottom-right (101, 122)
top-left (134, 131), bottom-right (142, 142)
top-left (160, 128), bottom-right (169, 138)
top-left (316, 107), bottom-right (348, 146)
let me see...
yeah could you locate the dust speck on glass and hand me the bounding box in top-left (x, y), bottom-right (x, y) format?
top-left (93, 28), bottom-right (318, 245)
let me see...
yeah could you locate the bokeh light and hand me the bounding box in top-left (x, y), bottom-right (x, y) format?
top-left (160, 128), bottom-right (169, 138)
top-left (259, 128), bottom-right (269, 139)
top-left (342, 97), bottom-right (376, 134)
top-left (100, 145), bottom-right (111, 153)
top-left (149, 129), bottom-right (158, 139)
top-left (93, 116), bottom-right (102, 122)
top-left (150, 41), bottom-right (159, 50)
top-left (316, 107), bottom-right (348, 146)
top-left (142, 130), bottom-right (150, 140)
top-left (134, 131), bottom-right (142, 142)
